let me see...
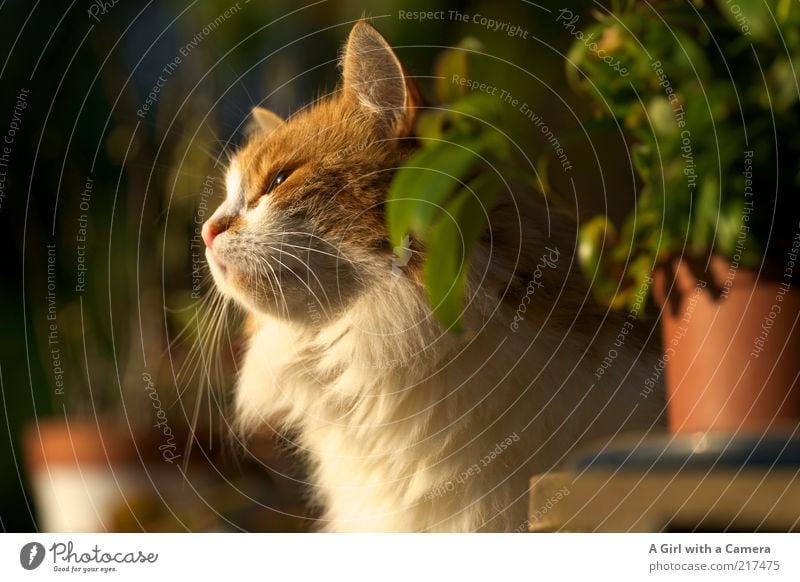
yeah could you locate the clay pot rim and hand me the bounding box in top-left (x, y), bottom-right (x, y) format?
top-left (22, 417), bottom-right (210, 470)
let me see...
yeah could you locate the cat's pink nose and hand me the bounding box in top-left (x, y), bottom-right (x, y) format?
top-left (202, 217), bottom-right (226, 248)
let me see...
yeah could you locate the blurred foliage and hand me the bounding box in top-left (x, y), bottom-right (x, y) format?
top-left (391, 0), bottom-right (800, 322)
top-left (572, 0), bottom-right (800, 309)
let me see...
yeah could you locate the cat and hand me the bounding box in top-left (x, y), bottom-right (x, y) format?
top-left (202, 20), bottom-right (664, 532)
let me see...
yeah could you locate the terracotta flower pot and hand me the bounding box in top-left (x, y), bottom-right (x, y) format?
top-left (652, 256), bottom-right (800, 433)
top-left (23, 418), bottom-right (305, 532)
top-left (22, 418), bottom-right (211, 532)
top-left (23, 419), bottom-right (152, 532)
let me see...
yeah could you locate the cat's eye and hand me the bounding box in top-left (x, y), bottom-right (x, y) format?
top-left (267, 169), bottom-right (292, 194)
top-left (248, 169), bottom-right (293, 209)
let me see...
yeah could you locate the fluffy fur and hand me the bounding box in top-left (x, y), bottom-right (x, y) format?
top-left (203, 21), bottom-right (664, 531)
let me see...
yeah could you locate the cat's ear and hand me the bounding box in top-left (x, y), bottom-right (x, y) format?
top-left (341, 20), bottom-right (421, 134)
top-left (246, 106), bottom-right (284, 137)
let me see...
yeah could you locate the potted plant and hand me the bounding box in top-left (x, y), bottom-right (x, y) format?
top-left (568, 0), bottom-right (800, 433)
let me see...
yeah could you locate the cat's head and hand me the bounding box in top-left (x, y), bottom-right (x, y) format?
top-left (203, 21), bottom-right (423, 321)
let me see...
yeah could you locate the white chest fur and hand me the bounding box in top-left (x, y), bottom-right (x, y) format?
top-left (235, 283), bottom-right (661, 532)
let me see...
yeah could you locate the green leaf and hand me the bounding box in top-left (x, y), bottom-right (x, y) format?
top-left (671, 30), bottom-right (711, 82)
top-left (433, 37), bottom-right (484, 104)
top-left (424, 172), bottom-right (502, 330)
top-left (631, 143), bottom-right (653, 182)
top-left (768, 57), bottom-right (799, 111)
top-left (415, 111), bottom-right (448, 141)
top-left (648, 97), bottom-right (679, 136)
top-left (613, 209), bottom-right (660, 262)
top-left (579, 216), bottom-right (615, 279)
top-left (444, 91), bottom-right (506, 137)
top-left (579, 216), bottom-right (622, 305)
top-left (625, 255), bottom-right (654, 312)
top-left (386, 136), bottom-right (489, 248)
top-left (717, 194), bottom-right (746, 256)
top-left (690, 177), bottom-right (719, 253)
top-left (714, 0), bottom-right (775, 41)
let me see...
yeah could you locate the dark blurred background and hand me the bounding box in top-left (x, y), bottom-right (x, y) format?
top-left (0, 0), bottom-right (631, 532)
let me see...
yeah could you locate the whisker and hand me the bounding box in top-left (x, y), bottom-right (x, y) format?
top-left (260, 257), bottom-right (291, 319)
top-left (271, 240), bottom-right (354, 264)
top-left (265, 249), bottom-right (332, 318)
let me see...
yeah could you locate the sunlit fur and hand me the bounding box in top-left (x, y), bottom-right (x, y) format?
top-left (204, 21), bottom-right (664, 531)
